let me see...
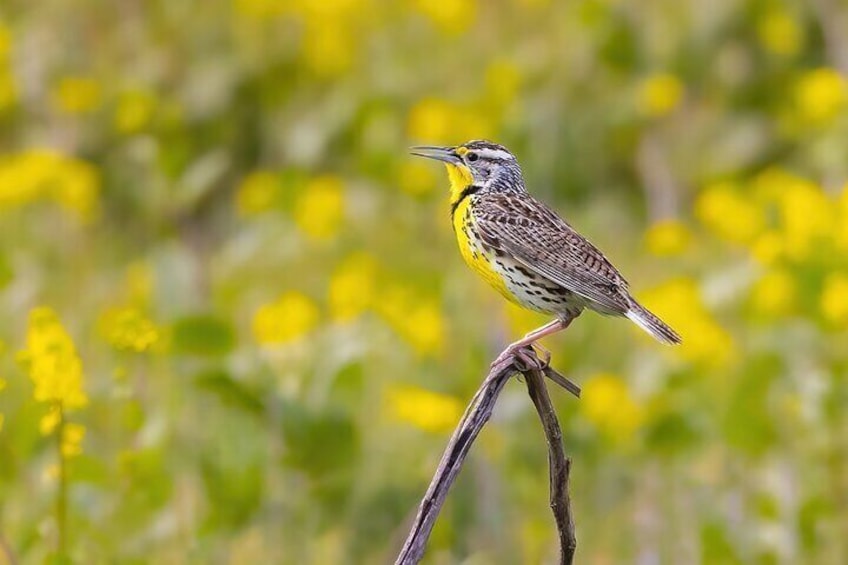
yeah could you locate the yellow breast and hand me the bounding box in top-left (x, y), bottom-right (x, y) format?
top-left (452, 196), bottom-right (521, 305)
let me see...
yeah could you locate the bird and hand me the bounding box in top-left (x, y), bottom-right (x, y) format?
top-left (410, 140), bottom-right (681, 367)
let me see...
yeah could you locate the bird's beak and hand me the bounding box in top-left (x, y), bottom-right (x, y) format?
top-left (409, 145), bottom-right (461, 165)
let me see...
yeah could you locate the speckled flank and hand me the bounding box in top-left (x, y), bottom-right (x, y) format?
top-left (453, 195), bottom-right (582, 317)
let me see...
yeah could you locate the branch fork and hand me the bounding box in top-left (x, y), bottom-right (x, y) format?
top-left (394, 346), bottom-right (578, 565)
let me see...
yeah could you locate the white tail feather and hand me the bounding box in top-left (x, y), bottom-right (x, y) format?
top-left (626, 301), bottom-right (682, 345)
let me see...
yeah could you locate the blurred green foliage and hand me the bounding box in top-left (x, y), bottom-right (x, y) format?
top-left (1, 0), bottom-right (848, 563)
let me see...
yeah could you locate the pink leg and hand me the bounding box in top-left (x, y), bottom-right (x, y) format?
top-left (491, 317), bottom-right (574, 368)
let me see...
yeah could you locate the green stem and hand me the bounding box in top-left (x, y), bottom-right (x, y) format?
top-left (57, 402), bottom-right (67, 557)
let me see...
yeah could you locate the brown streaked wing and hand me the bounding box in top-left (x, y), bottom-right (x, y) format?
top-left (473, 193), bottom-right (631, 313)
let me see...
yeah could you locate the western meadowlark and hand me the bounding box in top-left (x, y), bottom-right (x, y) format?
top-left (411, 140), bottom-right (681, 366)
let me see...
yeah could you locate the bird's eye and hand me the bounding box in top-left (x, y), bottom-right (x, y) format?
top-left (467, 152), bottom-right (479, 162)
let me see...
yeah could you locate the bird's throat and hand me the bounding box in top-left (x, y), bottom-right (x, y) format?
top-left (446, 163), bottom-right (474, 208)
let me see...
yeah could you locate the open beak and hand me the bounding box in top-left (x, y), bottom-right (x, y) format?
top-left (409, 145), bottom-right (461, 165)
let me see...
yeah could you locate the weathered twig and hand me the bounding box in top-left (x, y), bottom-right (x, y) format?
top-left (394, 357), bottom-right (515, 564)
top-left (524, 366), bottom-right (577, 564)
top-left (394, 348), bottom-right (577, 564)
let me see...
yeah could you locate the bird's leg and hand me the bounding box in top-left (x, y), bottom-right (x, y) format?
top-left (491, 317), bottom-right (573, 369)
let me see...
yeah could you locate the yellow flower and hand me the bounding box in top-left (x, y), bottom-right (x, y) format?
top-left (252, 291), bottom-right (319, 344)
top-left (0, 149), bottom-right (100, 221)
top-left (328, 253), bottom-right (378, 320)
top-left (837, 184), bottom-right (848, 252)
top-left (39, 407), bottom-right (61, 435)
top-left (51, 156), bottom-right (100, 221)
top-left (413, 0), bottom-right (477, 35)
top-left (695, 181), bottom-right (765, 245)
top-left (60, 422), bottom-right (85, 458)
top-left (751, 269), bottom-right (796, 316)
top-left (639, 278), bottom-right (735, 367)
top-left (795, 68), bottom-right (847, 124)
top-left (750, 231), bottom-right (784, 265)
top-left (485, 59), bottom-right (523, 107)
top-left (404, 302), bottom-right (446, 357)
top-left (757, 9), bottom-right (802, 56)
top-left (777, 179), bottom-right (834, 260)
top-left (114, 90), bottom-right (156, 133)
top-left (644, 219), bottom-right (691, 257)
top-left (376, 285), bottom-right (446, 358)
top-left (821, 272), bottom-right (848, 326)
top-left (236, 170), bottom-right (279, 216)
top-left (638, 73), bottom-right (684, 117)
top-left (100, 306), bottom-right (160, 352)
top-left (407, 97), bottom-right (492, 144)
top-left (581, 373), bottom-right (643, 442)
top-left (386, 384), bottom-right (462, 434)
top-left (407, 98), bottom-right (458, 144)
top-left (302, 22), bottom-right (354, 76)
top-left (52, 76), bottom-right (101, 114)
top-left (294, 175), bottom-right (345, 241)
top-left (19, 307), bottom-right (87, 409)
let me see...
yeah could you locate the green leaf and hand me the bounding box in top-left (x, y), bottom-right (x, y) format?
top-left (281, 404), bottom-right (358, 477)
top-left (194, 369), bottom-right (265, 416)
top-left (171, 315), bottom-right (235, 356)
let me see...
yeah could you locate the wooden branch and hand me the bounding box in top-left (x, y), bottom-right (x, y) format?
top-left (524, 366), bottom-right (577, 565)
top-left (394, 349), bottom-right (577, 564)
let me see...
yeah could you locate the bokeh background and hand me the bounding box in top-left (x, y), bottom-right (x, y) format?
top-left (1, 0), bottom-right (848, 563)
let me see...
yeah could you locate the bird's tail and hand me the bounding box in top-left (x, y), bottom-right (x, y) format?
top-left (625, 300), bottom-right (682, 345)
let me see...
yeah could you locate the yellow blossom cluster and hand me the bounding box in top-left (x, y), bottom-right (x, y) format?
top-left (0, 23), bottom-right (15, 112)
top-left (697, 170), bottom-right (845, 262)
top-left (38, 407), bottom-right (86, 457)
top-left (637, 73), bottom-right (684, 118)
top-left (19, 307), bottom-right (87, 409)
top-left (0, 149), bottom-right (100, 221)
top-left (643, 219), bottom-right (691, 257)
top-left (821, 273), bottom-right (848, 326)
top-left (235, 0), bottom-right (368, 76)
top-left (695, 181), bottom-right (766, 245)
top-left (236, 170), bottom-right (280, 216)
top-left (114, 89), bottom-right (157, 134)
top-left (376, 284), bottom-right (446, 358)
top-left (328, 253), bottom-right (378, 321)
top-left (52, 76), bottom-right (101, 115)
top-left (639, 278), bottom-right (735, 367)
top-left (294, 175), bottom-right (345, 241)
top-left (751, 268), bottom-right (797, 317)
top-left (407, 97), bottom-right (493, 145)
top-left (412, 0), bottom-right (477, 35)
top-left (385, 384), bottom-right (462, 434)
top-left (99, 306), bottom-right (160, 352)
top-left (794, 68), bottom-right (847, 124)
top-left (253, 291), bottom-right (320, 345)
top-left (757, 8), bottom-right (803, 57)
top-left (581, 373), bottom-right (644, 442)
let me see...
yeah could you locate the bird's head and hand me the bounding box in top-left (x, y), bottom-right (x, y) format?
top-left (410, 140), bottom-right (525, 204)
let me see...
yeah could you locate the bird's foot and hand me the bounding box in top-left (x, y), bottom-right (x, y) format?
top-left (491, 343), bottom-right (549, 372)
